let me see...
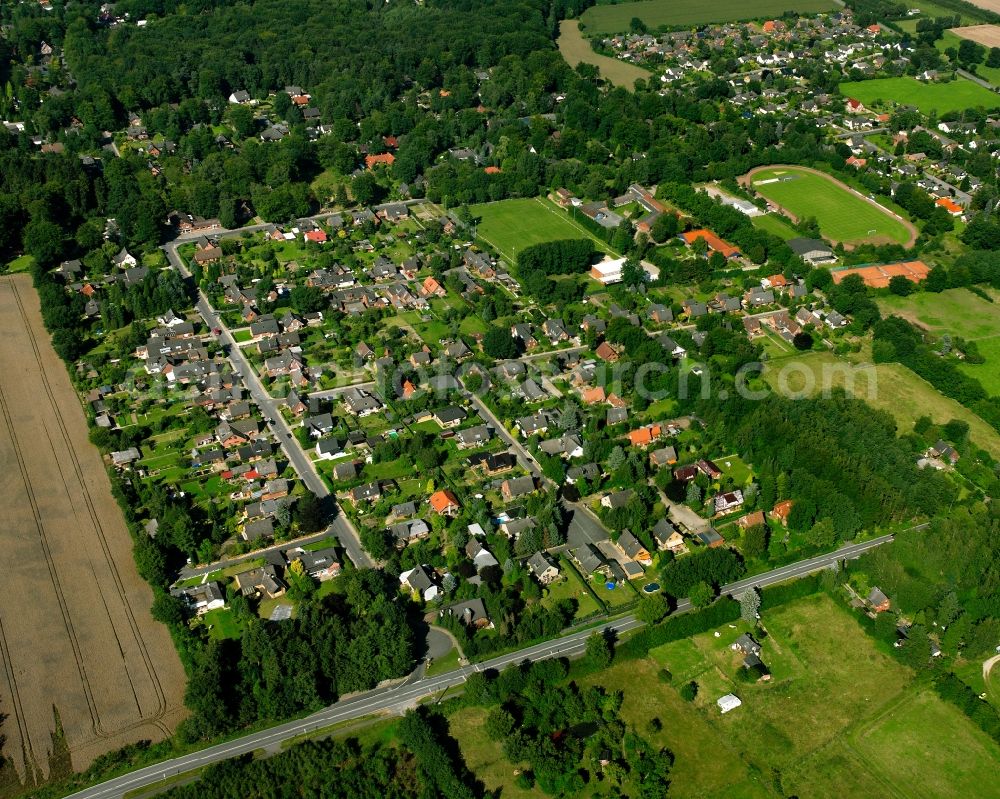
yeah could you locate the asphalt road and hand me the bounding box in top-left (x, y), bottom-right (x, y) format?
top-left (162, 241), bottom-right (373, 569)
top-left (64, 533), bottom-right (893, 799)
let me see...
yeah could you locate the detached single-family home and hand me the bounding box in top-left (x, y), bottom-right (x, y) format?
top-left (527, 552), bottom-right (560, 585)
top-left (616, 530), bottom-right (652, 565)
top-left (714, 490), bottom-right (744, 514)
top-left (501, 476), bottom-right (536, 502)
top-left (429, 489), bottom-right (461, 516)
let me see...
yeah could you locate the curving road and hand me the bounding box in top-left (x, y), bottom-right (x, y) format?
top-left (63, 533), bottom-right (893, 799)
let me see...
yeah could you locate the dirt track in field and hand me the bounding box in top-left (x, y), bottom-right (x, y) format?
top-left (951, 24), bottom-right (1000, 47)
top-left (0, 276), bottom-right (185, 788)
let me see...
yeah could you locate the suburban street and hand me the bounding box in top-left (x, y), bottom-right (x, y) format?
top-left (162, 240), bottom-right (374, 569)
top-left (64, 534), bottom-right (893, 799)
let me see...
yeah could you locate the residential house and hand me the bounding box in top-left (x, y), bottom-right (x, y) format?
top-left (695, 528), bottom-right (725, 548)
top-left (528, 552), bottom-right (560, 585)
top-left (602, 489), bottom-right (634, 509)
top-left (429, 489), bottom-right (461, 516)
top-left (769, 500), bottom-right (794, 526)
top-left (867, 587), bottom-right (891, 613)
top-left (399, 565), bottom-right (439, 602)
top-left (434, 406), bottom-right (467, 428)
top-left (391, 518), bottom-right (431, 547)
top-left (440, 598), bottom-right (491, 629)
top-left (628, 424), bottom-right (663, 447)
top-left (714, 490), bottom-right (744, 514)
top-left (652, 519), bottom-right (686, 554)
top-left (649, 446), bottom-right (678, 468)
top-left (501, 476), bottom-right (536, 502)
top-left (455, 424), bottom-right (491, 449)
top-left (737, 511), bottom-right (765, 530)
top-left (350, 481), bottom-right (383, 504)
top-left (616, 531), bottom-right (652, 565)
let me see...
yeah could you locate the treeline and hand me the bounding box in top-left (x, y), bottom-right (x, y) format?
top-left (515, 238), bottom-right (594, 276)
top-left (619, 576), bottom-right (822, 660)
top-left (874, 316), bottom-right (1000, 429)
top-left (160, 734), bottom-right (430, 799)
top-left (398, 709), bottom-right (480, 799)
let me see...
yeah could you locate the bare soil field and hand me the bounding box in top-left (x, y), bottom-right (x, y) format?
top-left (951, 23), bottom-right (1000, 46)
top-left (963, 1), bottom-right (1000, 16)
top-left (557, 20), bottom-right (649, 89)
top-left (0, 276), bottom-right (185, 791)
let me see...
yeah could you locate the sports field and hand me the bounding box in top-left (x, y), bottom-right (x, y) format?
top-left (579, 0), bottom-right (838, 35)
top-left (557, 20), bottom-right (649, 89)
top-left (840, 75), bottom-right (1000, 115)
top-left (743, 165), bottom-right (915, 247)
top-left (469, 197), bottom-right (615, 263)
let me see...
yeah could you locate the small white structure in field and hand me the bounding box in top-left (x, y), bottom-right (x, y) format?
top-left (717, 694), bottom-right (742, 714)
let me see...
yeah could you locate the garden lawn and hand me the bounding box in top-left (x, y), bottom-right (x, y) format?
top-left (763, 350), bottom-right (1000, 458)
top-left (579, 0), bottom-right (838, 34)
top-left (545, 562), bottom-right (603, 619)
top-left (840, 75), bottom-right (1000, 115)
top-left (203, 607), bottom-right (244, 640)
top-left (748, 166), bottom-right (912, 245)
top-left (716, 454), bottom-right (753, 486)
top-left (469, 197), bottom-right (614, 264)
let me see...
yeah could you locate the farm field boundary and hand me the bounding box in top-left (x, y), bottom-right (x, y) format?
top-left (0, 276), bottom-right (185, 792)
top-left (578, 0), bottom-right (839, 35)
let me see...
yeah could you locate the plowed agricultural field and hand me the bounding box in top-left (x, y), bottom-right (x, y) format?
top-left (0, 276), bottom-right (185, 789)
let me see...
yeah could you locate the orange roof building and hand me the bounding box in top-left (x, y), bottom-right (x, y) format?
top-left (429, 489), bottom-right (460, 515)
top-left (680, 229), bottom-right (741, 259)
top-left (484, 166), bottom-right (502, 174)
top-left (422, 276), bottom-right (445, 297)
top-left (628, 424), bottom-right (662, 447)
top-left (831, 260), bottom-right (930, 289)
top-left (936, 197), bottom-right (963, 216)
top-left (304, 230), bottom-right (327, 243)
top-left (582, 386), bottom-right (606, 404)
top-left (402, 379), bottom-right (417, 399)
top-left (365, 152), bottom-right (395, 169)
top-left (769, 500), bottom-right (794, 526)
top-left (762, 20), bottom-right (776, 33)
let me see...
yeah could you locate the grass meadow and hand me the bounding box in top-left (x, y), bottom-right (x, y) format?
top-left (840, 75), bottom-right (1000, 115)
top-left (878, 287), bottom-right (1000, 397)
top-left (558, 20), bottom-right (650, 89)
